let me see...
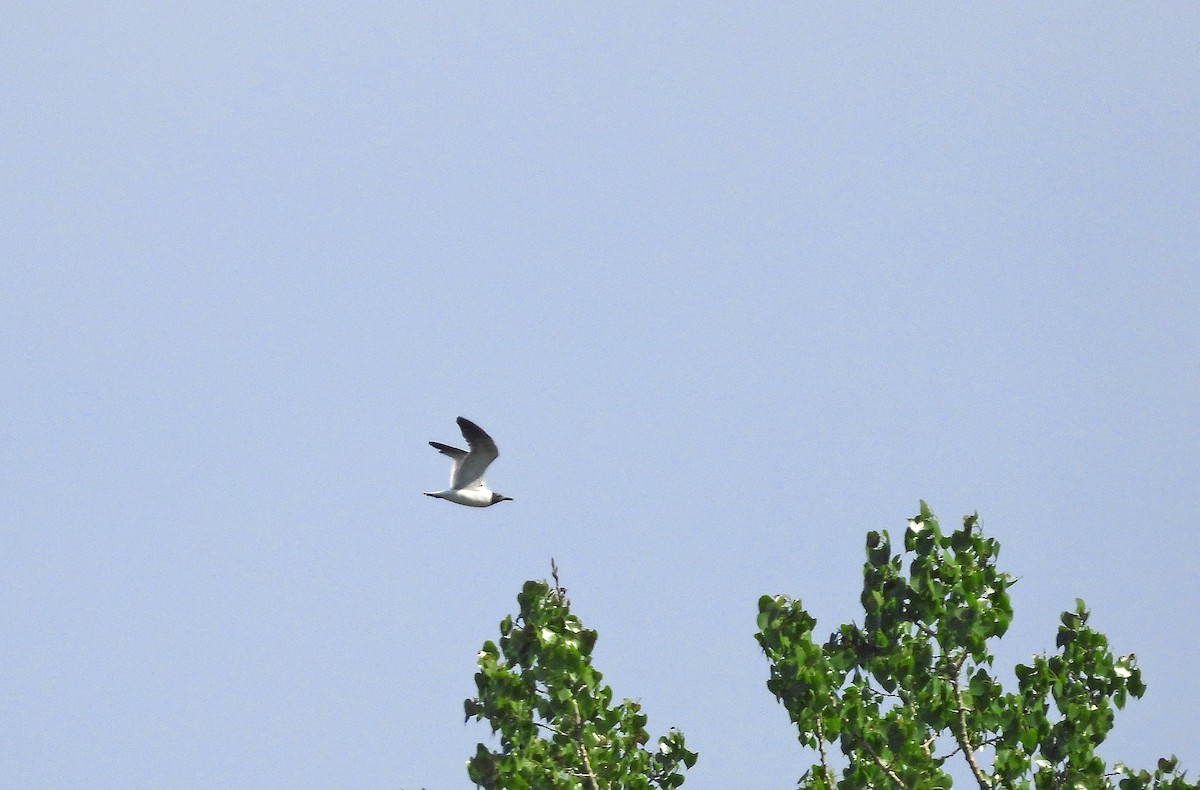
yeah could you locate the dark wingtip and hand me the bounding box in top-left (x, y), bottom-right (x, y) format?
top-left (456, 417), bottom-right (491, 442)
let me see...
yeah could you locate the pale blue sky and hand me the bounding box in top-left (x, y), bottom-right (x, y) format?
top-left (3, 5), bottom-right (1198, 789)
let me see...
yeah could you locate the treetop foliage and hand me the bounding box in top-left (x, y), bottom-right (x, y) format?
top-left (458, 506), bottom-right (1193, 789)
top-left (464, 565), bottom-right (696, 790)
top-left (755, 502), bottom-right (1194, 789)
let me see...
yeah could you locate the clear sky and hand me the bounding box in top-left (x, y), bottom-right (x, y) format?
top-left (3, 5), bottom-right (1197, 789)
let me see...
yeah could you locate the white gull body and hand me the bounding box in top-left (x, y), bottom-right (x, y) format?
top-left (424, 417), bottom-right (513, 507)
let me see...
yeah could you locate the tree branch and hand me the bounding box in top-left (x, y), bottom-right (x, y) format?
top-left (857, 735), bottom-right (905, 788)
top-left (569, 698), bottom-right (599, 790)
top-left (814, 716), bottom-right (832, 786)
top-left (534, 720), bottom-right (568, 738)
top-left (550, 557), bottom-right (569, 605)
top-left (937, 734), bottom-right (1000, 762)
top-left (947, 657), bottom-right (990, 790)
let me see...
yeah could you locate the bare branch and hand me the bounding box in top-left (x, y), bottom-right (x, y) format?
top-left (534, 720), bottom-right (568, 738)
top-left (550, 558), bottom-right (569, 605)
top-left (569, 698), bottom-right (599, 790)
top-left (920, 735), bottom-right (937, 758)
top-left (857, 735), bottom-right (905, 788)
top-left (815, 716), bottom-right (833, 786)
top-left (946, 656), bottom-right (991, 790)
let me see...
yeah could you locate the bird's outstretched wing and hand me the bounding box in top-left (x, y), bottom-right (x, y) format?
top-left (429, 441), bottom-right (467, 487)
top-left (453, 416), bottom-right (499, 489)
top-left (429, 441), bottom-right (466, 459)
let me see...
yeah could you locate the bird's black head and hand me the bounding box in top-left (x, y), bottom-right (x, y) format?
top-left (491, 493), bottom-right (513, 505)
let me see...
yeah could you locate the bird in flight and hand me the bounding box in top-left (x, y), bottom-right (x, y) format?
top-left (424, 417), bottom-right (513, 507)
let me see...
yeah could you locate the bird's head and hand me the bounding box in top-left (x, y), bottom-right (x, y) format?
top-left (491, 493), bottom-right (513, 505)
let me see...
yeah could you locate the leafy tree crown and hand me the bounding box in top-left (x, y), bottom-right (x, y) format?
top-left (755, 502), bottom-right (1194, 790)
top-left (465, 573), bottom-right (696, 790)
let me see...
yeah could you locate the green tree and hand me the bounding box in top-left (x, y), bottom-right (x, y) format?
top-left (465, 564), bottom-right (696, 790)
top-left (755, 502), bottom-right (1195, 789)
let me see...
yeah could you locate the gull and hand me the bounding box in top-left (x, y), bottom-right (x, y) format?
top-left (424, 417), bottom-right (513, 507)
